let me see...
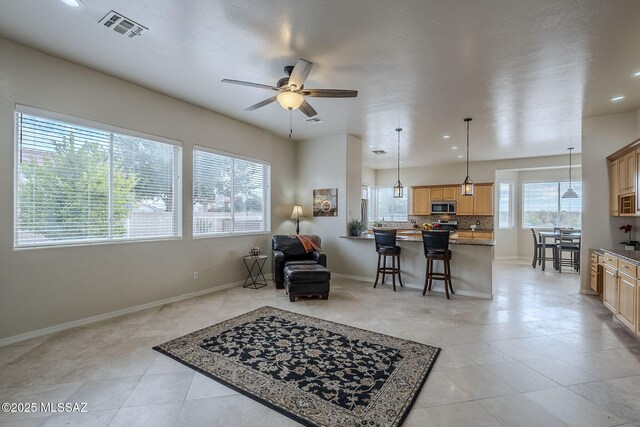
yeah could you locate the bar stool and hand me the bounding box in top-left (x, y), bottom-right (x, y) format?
top-left (422, 230), bottom-right (454, 299)
top-left (373, 229), bottom-right (403, 291)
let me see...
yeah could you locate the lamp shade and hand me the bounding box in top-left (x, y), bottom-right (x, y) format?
top-left (562, 188), bottom-right (579, 199)
top-left (277, 91), bottom-right (304, 110)
top-left (290, 205), bottom-right (304, 219)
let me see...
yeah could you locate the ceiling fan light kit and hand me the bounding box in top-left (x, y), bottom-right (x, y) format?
top-left (222, 58), bottom-right (357, 120)
top-left (461, 117), bottom-right (474, 196)
top-left (277, 91), bottom-right (304, 110)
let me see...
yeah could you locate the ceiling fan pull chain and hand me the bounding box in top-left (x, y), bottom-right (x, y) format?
top-left (289, 110), bottom-right (293, 139)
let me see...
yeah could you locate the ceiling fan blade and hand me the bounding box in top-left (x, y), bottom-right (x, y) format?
top-left (221, 79), bottom-right (278, 91)
top-left (245, 96), bottom-right (278, 111)
top-left (298, 100), bottom-right (318, 117)
top-left (287, 59), bottom-right (313, 89)
top-left (302, 89), bottom-right (358, 98)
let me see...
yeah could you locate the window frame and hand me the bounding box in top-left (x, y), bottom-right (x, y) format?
top-left (521, 179), bottom-right (582, 229)
top-left (192, 145), bottom-right (271, 238)
top-left (498, 181), bottom-right (515, 229)
top-left (371, 186), bottom-right (408, 222)
top-left (13, 105), bottom-right (183, 249)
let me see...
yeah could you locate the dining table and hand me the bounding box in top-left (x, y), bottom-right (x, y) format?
top-left (538, 230), bottom-right (582, 271)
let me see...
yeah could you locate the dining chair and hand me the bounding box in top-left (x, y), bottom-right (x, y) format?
top-left (530, 228), bottom-right (544, 268)
top-left (556, 231), bottom-right (580, 273)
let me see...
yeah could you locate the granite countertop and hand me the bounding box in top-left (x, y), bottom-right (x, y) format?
top-left (341, 234), bottom-right (496, 247)
top-left (456, 229), bottom-right (495, 232)
top-left (593, 248), bottom-right (640, 264)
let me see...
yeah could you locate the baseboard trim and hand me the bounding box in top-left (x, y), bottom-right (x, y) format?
top-left (331, 273), bottom-right (373, 282)
top-left (332, 273), bottom-right (493, 299)
top-left (579, 288), bottom-right (599, 296)
top-left (0, 275), bottom-right (272, 347)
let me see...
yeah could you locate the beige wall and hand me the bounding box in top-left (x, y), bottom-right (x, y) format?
top-left (0, 38), bottom-right (295, 340)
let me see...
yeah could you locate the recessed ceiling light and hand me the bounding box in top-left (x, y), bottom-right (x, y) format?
top-left (367, 144), bottom-right (374, 148)
top-left (457, 154), bottom-right (464, 158)
top-left (611, 95), bottom-right (625, 102)
top-left (59, 0), bottom-right (84, 7)
top-left (633, 71), bottom-right (640, 77)
top-left (451, 146), bottom-right (458, 150)
top-left (442, 135), bottom-right (450, 139)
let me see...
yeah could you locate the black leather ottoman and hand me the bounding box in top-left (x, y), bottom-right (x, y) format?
top-left (284, 264), bottom-right (331, 302)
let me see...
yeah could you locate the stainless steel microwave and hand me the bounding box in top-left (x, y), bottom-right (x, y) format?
top-left (431, 202), bottom-right (456, 214)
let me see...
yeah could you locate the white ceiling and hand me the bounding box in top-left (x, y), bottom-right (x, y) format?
top-left (0, 0), bottom-right (639, 169)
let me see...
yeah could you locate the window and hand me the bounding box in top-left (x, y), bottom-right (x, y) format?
top-left (522, 181), bottom-right (581, 228)
top-left (193, 147), bottom-right (270, 236)
top-left (15, 108), bottom-right (182, 248)
top-left (373, 187), bottom-right (408, 222)
top-left (498, 182), bottom-right (514, 228)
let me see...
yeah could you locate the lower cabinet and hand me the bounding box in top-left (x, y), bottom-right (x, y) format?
top-left (600, 252), bottom-right (638, 335)
top-left (603, 266), bottom-right (618, 313)
top-left (618, 273), bottom-right (637, 330)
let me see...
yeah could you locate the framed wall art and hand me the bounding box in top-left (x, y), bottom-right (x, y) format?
top-left (313, 188), bottom-right (338, 217)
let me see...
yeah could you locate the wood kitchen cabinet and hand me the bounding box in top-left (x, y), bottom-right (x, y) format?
top-left (618, 272), bottom-right (636, 330)
top-left (599, 250), bottom-right (640, 336)
top-left (455, 184), bottom-right (494, 216)
top-left (618, 151), bottom-right (636, 195)
top-left (603, 266), bottom-right (618, 313)
top-left (473, 185), bottom-right (494, 216)
top-left (590, 252), bottom-right (602, 293)
top-left (455, 191), bottom-right (474, 215)
top-left (411, 188), bottom-right (431, 215)
top-left (610, 161), bottom-right (619, 216)
top-left (455, 230), bottom-right (494, 240)
top-left (608, 139), bottom-right (640, 216)
top-left (430, 186), bottom-right (456, 201)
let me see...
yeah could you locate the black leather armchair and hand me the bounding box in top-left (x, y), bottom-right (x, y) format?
top-left (272, 235), bottom-right (326, 289)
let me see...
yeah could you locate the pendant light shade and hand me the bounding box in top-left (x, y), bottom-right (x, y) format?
top-left (562, 147), bottom-right (579, 199)
top-left (393, 128), bottom-right (404, 198)
top-left (461, 118), bottom-right (474, 196)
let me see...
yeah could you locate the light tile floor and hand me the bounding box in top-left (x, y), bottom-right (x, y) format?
top-left (1, 260), bottom-right (639, 426)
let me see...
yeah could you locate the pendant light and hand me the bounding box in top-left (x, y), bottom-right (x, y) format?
top-left (393, 128), bottom-right (404, 198)
top-left (562, 147), bottom-right (579, 199)
top-left (461, 118), bottom-right (474, 196)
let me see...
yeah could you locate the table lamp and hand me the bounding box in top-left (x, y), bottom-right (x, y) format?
top-left (291, 205), bottom-right (304, 234)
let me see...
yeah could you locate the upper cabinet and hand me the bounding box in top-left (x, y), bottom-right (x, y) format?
top-left (608, 139), bottom-right (640, 217)
top-left (610, 161), bottom-right (619, 216)
top-left (473, 185), bottom-right (494, 216)
top-left (411, 188), bottom-right (431, 215)
top-left (430, 186), bottom-right (456, 201)
top-left (455, 183), bottom-right (494, 216)
top-left (411, 183), bottom-right (494, 216)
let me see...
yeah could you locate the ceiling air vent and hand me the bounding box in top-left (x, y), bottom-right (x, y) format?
top-left (99, 11), bottom-right (148, 38)
top-left (372, 150), bottom-right (386, 155)
top-left (305, 117), bottom-right (324, 124)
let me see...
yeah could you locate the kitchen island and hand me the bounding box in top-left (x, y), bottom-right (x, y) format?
top-left (338, 234), bottom-right (495, 298)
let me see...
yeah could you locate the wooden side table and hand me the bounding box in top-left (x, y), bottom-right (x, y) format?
top-left (242, 255), bottom-right (268, 289)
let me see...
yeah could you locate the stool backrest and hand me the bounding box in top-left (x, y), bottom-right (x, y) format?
top-left (530, 228), bottom-right (538, 245)
top-left (422, 230), bottom-right (450, 255)
top-left (373, 229), bottom-right (397, 251)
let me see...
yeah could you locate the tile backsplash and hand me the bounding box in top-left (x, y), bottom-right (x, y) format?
top-left (372, 215), bottom-right (494, 231)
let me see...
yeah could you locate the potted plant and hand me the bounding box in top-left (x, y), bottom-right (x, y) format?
top-left (620, 224), bottom-right (639, 250)
top-left (349, 218), bottom-right (364, 236)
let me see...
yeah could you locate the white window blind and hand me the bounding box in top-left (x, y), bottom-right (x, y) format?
top-left (193, 147), bottom-right (270, 236)
top-left (15, 109), bottom-right (182, 248)
top-left (522, 181), bottom-right (581, 228)
top-left (374, 187), bottom-right (408, 222)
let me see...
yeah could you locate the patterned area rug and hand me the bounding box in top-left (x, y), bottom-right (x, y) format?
top-left (153, 306), bottom-right (440, 427)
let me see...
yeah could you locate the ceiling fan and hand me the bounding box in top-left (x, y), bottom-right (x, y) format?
top-left (221, 58), bottom-right (358, 117)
